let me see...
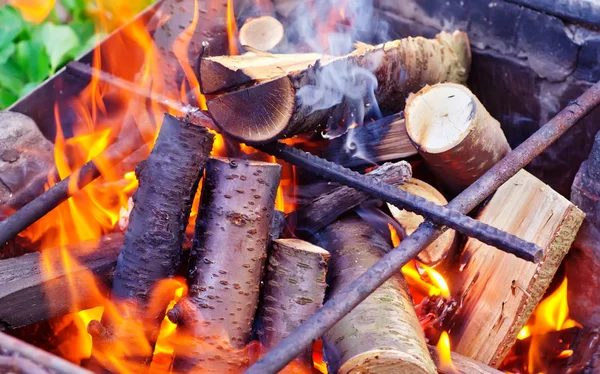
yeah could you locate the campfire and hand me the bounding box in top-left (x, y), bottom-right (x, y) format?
top-left (1, 0), bottom-right (600, 373)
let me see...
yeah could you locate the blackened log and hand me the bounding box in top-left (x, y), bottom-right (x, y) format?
top-left (255, 239), bottom-right (330, 366)
top-left (0, 234), bottom-right (123, 331)
top-left (89, 114), bottom-right (213, 371)
top-left (290, 161), bottom-right (411, 237)
top-left (319, 217), bottom-right (436, 374)
top-left (168, 157), bottom-right (281, 373)
top-left (301, 113), bottom-right (417, 168)
top-left (208, 31), bottom-right (471, 144)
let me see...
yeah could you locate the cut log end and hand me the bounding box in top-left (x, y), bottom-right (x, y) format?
top-left (239, 16), bottom-right (284, 52)
top-left (387, 178), bottom-right (455, 266)
top-left (208, 76), bottom-right (296, 144)
top-left (405, 83), bottom-right (474, 153)
top-left (274, 238), bottom-right (329, 255)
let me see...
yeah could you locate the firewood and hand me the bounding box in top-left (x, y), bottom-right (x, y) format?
top-left (207, 31), bottom-right (471, 144)
top-left (255, 239), bottom-right (330, 366)
top-left (566, 132), bottom-right (600, 372)
top-left (388, 178), bottom-right (456, 266)
top-left (290, 161), bottom-right (412, 237)
top-left (168, 157), bottom-right (281, 373)
top-left (320, 217), bottom-right (436, 374)
top-left (199, 52), bottom-right (327, 94)
top-left (405, 83), bottom-right (511, 192)
top-left (0, 112), bottom-right (54, 216)
top-left (239, 16), bottom-right (284, 52)
top-left (0, 234), bottom-right (123, 331)
top-left (427, 345), bottom-right (502, 374)
top-left (89, 114), bottom-right (214, 371)
top-left (448, 170), bottom-right (584, 366)
top-left (302, 113), bottom-right (418, 168)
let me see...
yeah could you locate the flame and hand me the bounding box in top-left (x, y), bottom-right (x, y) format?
top-left (436, 331), bottom-right (458, 373)
top-left (226, 0), bottom-right (239, 55)
top-left (312, 340), bottom-right (328, 373)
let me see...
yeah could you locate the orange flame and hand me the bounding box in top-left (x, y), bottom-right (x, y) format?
top-left (436, 331), bottom-right (458, 374)
top-left (9, 0), bottom-right (56, 24)
top-left (226, 0), bottom-right (239, 55)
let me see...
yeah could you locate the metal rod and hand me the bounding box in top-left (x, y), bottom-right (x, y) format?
top-left (258, 142), bottom-right (542, 262)
top-left (245, 81), bottom-right (600, 373)
top-left (0, 331), bottom-right (92, 374)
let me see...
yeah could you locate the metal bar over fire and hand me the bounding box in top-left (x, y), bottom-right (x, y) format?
top-left (245, 81), bottom-right (600, 373)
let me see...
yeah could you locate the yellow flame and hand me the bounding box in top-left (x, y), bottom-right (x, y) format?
top-left (517, 325), bottom-right (531, 340)
top-left (9, 0), bottom-right (56, 24)
top-left (436, 331), bottom-right (457, 373)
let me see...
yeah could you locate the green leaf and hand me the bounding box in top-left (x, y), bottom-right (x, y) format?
top-left (69, 19), bottom-right (95, 43)
top-left (14, 40), bottom-right (51, 83)
top-left (0, 88), bottom-right (19, 109)
top-left (0, 6), bottom-right (25, 47)
top-left (0, 61), bottom-right (26, 96)
top-left (20, 81), bottom-right (39, 97)
top-left (39, 23), bottom-right (80, 72)
top-left (60, 0), bottom-right (87, 20)
top-left (0, 43), bottom-right (15, 64)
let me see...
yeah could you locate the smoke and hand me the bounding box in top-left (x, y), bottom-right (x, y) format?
top-left (275, 0), bottom-right (389, 139)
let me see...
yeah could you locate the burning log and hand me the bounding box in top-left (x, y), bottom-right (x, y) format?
top-left (0, 234), bottom-right (123, 331)
top-left (89, 114), bottom-right (214, 370)
top-left (566, 131), bottom-right (600, 371)
top-left (449, 170), bottom-right (584, 366)
top-left (302, 113), bottom-right (418, 168)
top-left (388, 178), bottom-right (456, 266)
top-left (291, 161), bottom-right (412, 237)
top-left (320, 217), bottom-right (436, 374)
top-left (239, 16), bottom-right (284, 52)
top-left (427, 345), bottom-right (503, 374)
top-left (405, 83), bottom-right (511, 192)
top-left (168, 157), bottom-right (281, 373)
top-left (255, 239), bottom-right (330, 366)
top-left (207, 31), bottom-right (471, 144)
top-left (0, 331), bottom-right (90, 374)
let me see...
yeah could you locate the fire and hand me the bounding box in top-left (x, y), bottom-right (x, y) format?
top-left (436, 331), bottom-right (458, 374)
top-left (226, 0), bottom-right (239, 55)
top-left (9, 0), bottom-right (55, 23)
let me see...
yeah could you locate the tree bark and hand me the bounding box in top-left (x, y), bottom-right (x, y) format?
top-left (405, 83), bottom-right (511, 192)
top-left (290, 161), bottom-right (412, 237)
top-left (319, 217), bottom-right (436, 374)
top-left (255, 238), bottom-right (330, 366)
top-left (0, 234), bottom-right (123, 331)
top-left (168, 157), bottom-right (281, 373)
top-left (89, 114), bottom-right (213, 371)
top-left (387, 178), bottom-right (456, 266)
top-left (301, 113), bottom-right (417, 168)
top-left (207, 31), bottom-right (471, 144)
top-left (448, 170), bottom-right (584, 366)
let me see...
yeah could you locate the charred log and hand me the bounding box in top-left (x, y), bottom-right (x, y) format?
top-left (405, 83), bottom-right (511, 192)
top-left (290, 161), bottom-right (411, 237)
top-left (168, 157), bottom-right (281, 373)
top-left (208, 31), bottom-right (471, 144)
top-left (255, 239), bottom-right (330, 366)
top-left (89, 114), bottom-right (213, 371)
top-left (0, 234), bottom-right (123, 331)
top-left (320, 217), bottom-right (436, 374)
top-left (388, 178), bottom-right (456, 266)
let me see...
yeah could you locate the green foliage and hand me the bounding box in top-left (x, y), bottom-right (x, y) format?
top-left (0, 1), bottom-right (107, 109)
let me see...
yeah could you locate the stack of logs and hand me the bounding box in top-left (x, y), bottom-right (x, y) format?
top-left (0, 26), bottom-right (588, 374)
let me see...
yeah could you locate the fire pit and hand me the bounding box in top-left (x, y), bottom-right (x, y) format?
top-left (1, 0), bottom-right (600, 373)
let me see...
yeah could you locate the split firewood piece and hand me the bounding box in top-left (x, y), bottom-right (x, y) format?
top-left (387, 178), bottom-right (456, 266)
top-left (0, 234), bottom-right (123, 331)
top-left (239, 16), bottom-right (284, 52)
top-left (88, 114), bottom-right (214, 371)
top-left (255, 239), bottom-right (330, 366)
top-left (449, 170), bottom-right (584, 366)
top-left (320, 217), bottom-right (436, 374)
top-left (207, 31), bottom-right (471, 144)
top-left (427, 345), bottom-right (502, 374)
top-left (168, 157), bottom-right (281, 373)
top-left (405, 83), bottom-right (510, 192)
top-left (303, 113), bottom-right (418, 168)
top-left (290, 161), bottom-right (412, 237)
top-left (199, 52), bottom-right (329, 94)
